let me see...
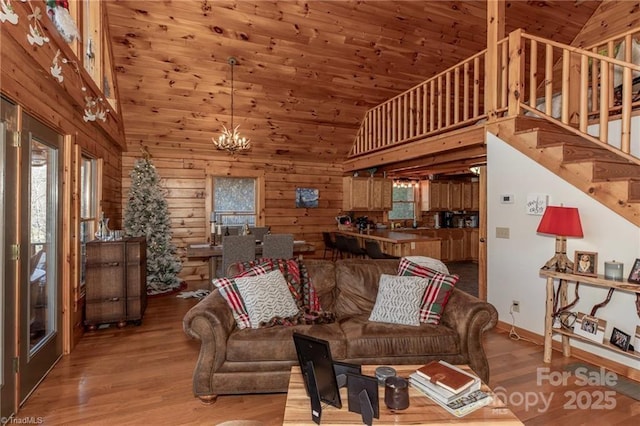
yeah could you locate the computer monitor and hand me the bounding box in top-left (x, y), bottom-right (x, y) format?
top-left (292, 333), bottom-right (342, 410)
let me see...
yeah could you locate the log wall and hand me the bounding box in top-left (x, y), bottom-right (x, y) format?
top-left (121, 152), bottom-right (344, 282)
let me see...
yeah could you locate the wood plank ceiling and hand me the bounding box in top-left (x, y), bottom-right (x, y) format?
top-left (106, 0), bottom-right (601, 169)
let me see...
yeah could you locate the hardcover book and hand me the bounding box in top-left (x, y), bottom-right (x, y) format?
top-left (415, 361), bottom-right (477, 394)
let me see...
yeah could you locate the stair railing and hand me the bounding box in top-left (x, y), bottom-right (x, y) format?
top-left (505, 29), bottom-right (640, 163)
top-left (350, 28), bottom-right (640, 164)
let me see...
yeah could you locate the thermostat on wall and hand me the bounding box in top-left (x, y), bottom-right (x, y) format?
top-left (500, 194), bottom-right (514, 204)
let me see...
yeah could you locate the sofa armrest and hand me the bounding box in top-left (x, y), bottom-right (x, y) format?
top-left (183, 290), bottom-right (236, 398)
top-left (439, 289), bottom-right (498, 383)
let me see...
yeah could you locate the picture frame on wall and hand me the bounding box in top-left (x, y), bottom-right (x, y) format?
top-left (628, 258), bottom-right (640, 284)
top-left (574, 251), bottom-right (597, 277)
top-left (295, 188), bottom-right (319, 208)
top-left (610, 327), bottom-right (631, 351)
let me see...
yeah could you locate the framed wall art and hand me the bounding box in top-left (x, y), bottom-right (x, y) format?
top-left (296, 187), bottom-right (319, 208)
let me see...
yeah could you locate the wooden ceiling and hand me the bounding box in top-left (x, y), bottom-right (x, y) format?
top-left (106, 0), bottom-right (601, 167)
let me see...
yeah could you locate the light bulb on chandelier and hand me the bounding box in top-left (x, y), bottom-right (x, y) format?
top-left (212, 57), bottom-right (251, 153)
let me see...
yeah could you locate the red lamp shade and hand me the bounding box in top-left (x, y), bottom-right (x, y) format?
top-left (537, 206), bottom-right (583, 237)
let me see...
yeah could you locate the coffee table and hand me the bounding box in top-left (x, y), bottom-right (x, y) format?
top-left (282, 365), bottom-right (523, 425)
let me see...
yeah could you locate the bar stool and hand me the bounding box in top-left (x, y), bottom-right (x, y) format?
top-left (345, 236), bottom-right (367, 258)
top-left (322, 232), bottom-right (337, 261)
top-left (365, 240), bottom-right (399, 259)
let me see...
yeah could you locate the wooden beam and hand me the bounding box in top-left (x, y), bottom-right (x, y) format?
top-left (486, 0), bottom-right (505, 120)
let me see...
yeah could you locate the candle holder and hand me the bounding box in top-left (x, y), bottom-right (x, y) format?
top-left (604, 261), bottom-right (624, 281)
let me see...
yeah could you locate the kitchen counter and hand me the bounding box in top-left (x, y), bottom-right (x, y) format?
top-left (336, 230), bottom-right (442, 259)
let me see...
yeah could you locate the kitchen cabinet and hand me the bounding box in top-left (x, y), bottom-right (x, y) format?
top-left (471, 181), bottom-right (480, 211)
top-left (85, 237), bottom-right (147, 330)
top-left (370, 177), bottom-right (393, 210)
top-left (449, 229), bottom-right (466, 260)
top-left (343, 177), bottom-right (392, 211)
top-left (467, 229), bottom-right (479, 261)
top-left (420, 181), bottom-right (449, 211)
top-left (449, 182), bottom-right (463, 211)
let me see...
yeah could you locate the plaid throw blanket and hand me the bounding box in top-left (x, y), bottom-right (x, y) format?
top-left (236, 258), bottom-right (335, 327)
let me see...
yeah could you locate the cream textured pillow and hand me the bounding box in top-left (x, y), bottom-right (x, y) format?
top-left (368, 274), bottom-right (430, 326)
top-left (234, 269), bottom-right (300, 328)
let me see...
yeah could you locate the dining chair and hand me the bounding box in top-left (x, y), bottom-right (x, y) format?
top-left (262, 234), bottom-right (294, 259)
top-left (220, 235), bottom-right (256, 277)
top-left (364, 240), bottom-right (399, 259)
top-left (322, 232), bottom-right (337, 261)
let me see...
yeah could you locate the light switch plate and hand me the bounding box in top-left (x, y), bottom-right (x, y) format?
top-left (496, 227), bottom-right (510, 239)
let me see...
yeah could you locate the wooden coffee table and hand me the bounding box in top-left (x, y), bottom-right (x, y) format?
top-left (282, 365), bottom-right (523, 425)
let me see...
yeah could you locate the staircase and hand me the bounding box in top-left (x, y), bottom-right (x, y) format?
top-left (489, 115), bottom-right (640, 226)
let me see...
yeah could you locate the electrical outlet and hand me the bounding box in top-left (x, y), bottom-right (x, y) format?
top-left (511, 300), bottom-right (520, 313)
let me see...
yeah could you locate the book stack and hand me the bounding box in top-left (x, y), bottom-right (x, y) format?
top-left (409, 360), bottom-right (492, 417)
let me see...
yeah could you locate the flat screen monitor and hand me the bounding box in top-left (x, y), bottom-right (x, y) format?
top-left (292, 333), bottom-right (342, 409)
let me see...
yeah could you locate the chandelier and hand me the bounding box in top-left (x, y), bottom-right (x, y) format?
top-left (212, 57), bottom-right (250, 153)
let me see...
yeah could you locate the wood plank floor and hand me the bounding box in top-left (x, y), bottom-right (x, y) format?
top-left (16, 288), bottom-right (640, 425)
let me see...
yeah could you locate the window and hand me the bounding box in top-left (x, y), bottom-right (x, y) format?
top-left (388, 185), bottom-right (416, 220)
top-left (79, 156), bottom-right (99, 290)
top-left (212, 177), bottom-right (257, 227)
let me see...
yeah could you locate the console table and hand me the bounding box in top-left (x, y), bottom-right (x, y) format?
top-left (540, 269), bottom-right (640, 363)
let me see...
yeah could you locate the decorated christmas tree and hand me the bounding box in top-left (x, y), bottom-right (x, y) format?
top-left (124, 156), bottom-right (182, 295)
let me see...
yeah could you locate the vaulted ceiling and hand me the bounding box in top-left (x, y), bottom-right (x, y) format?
top-left (106, 0), bottom-right (601, 165)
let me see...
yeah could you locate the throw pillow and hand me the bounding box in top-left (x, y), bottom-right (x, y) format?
top-left (234, 270), bottom-right (300, 329)
top-left (368, 274), bottom-right (430, 326)
top-left (212, 276), bottom-right (251, 329)
top-left (397, 257), bottom-right (460, 325)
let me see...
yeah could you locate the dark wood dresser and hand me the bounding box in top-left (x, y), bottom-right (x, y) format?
top-left (85, 237), bottom-right (147, 330)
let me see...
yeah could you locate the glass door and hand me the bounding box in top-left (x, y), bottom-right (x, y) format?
top-left (1, 97), bottom-right (18, 422)
top-left (18, 112), bottom-right (63, 403)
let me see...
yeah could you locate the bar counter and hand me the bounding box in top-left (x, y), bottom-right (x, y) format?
top-left (336, 229), bottom-right (442, 259)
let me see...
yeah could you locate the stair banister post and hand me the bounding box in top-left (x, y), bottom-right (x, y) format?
top-left (485, 0), bottom-right (505, 121)
top-left (507, 29), bottom-right (524, 117)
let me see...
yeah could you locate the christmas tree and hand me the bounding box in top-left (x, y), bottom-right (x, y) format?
top-left (124, 157), bottom-right (182, 295)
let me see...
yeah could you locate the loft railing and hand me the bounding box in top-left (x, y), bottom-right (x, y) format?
top-left (350, 28), bottom-right (640, 164)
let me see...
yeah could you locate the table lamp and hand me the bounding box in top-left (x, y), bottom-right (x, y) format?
top-left (537, 206), bottom-right (583, 272)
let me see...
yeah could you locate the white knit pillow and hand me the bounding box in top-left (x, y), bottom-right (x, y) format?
top-left (369, 274), bottom-right (430, 326)
top-left (233, 270), bottom-right (300, 328)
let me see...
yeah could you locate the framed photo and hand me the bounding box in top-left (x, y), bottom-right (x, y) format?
top-left (610, 327), bottom-right (631, 351)
top-left (295, 188), bottom-right (319, 208)
top-left (574, 312), bottom-right (607, 343)
top-left (574, 251), bottom-right (598, 276)
top-left (628, 258), bottom-right (640, 284)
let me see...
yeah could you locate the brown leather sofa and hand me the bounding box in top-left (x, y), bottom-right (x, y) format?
top-left (183, 259), bottom-right (498, 403)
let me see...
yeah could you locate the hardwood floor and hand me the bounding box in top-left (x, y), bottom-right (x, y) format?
top-left (16, 286), bottom-right (640, 425)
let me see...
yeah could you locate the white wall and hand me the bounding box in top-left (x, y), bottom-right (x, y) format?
top-left (486, 131), bottom-right (640, 368)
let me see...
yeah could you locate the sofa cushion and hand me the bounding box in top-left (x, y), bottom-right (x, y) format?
top-left (226, 322), bottom-right (347, 362)
top-left (368, 274), bottom-right (430, 326)
top-left (398, 257), bottom-right (459, 325)
top-left (333, 259), bottom-right (400, 319)
top-left (234, 270), bottom-right (301, 329)
top-left (340, 315), bottom-right (461, 358)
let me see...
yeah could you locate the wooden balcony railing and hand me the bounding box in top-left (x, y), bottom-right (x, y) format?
top-left (350, 28), bottom-right (640, 164)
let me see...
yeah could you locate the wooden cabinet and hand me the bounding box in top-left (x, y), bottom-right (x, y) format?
top-left (370, 178), bottom-right (393, 210)
top-left (467, 229), bottom-right (479, 261)
top-left (434, 228), bottom-right (478, 262)
top-left (421, 180), bottom-right (479, 212)
top-left (420, 181), bottom-right (449, 211)
top-left (449, 182), bottom-right (463, 211)
top-left (85, 237), bottom-right (147, 330)
top-left (343, 177), bottom-right (392, 211)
